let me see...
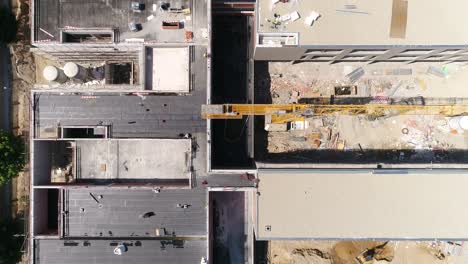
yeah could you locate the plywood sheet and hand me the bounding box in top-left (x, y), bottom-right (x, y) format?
top-left (390, 0), bottom-right (408, 38)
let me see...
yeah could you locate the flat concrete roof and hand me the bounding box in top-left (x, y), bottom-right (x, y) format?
top-left (34, 239), bottom-right (206, 264)
top-left (77, 139), bottom-right (191, 181)
top-left (34, 0), bottom-right (208, 43)
top-left (257, 169), bottom-right (468, 240)
top-left (258, 0), bottom-right (468, 45)
top-left (32, 69), bottom-right (208, 179)
top-left (65, 188), bottom-right (207, 237)
top-left (152, 47), bottom-right (190, 93)
top-left (33, 92), bottom-right (205, 138)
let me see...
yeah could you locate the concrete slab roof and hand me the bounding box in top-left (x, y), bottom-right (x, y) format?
top-left (257, 169), bottom-right (468, 240)
top-left (34, 238), bottom-right (207, 264)
top-left (34, 0), bottom-right (208, 43)
top-left (151, 47), bottom-right (190, 93)
top-left (33, 92), bottom-right (205, 138)
top-left (64, 188), bottom-right (207, 237)
top-left (257, 0), bottom-right (468, 45)
top-left (76, 139), bottom-right (192, 182)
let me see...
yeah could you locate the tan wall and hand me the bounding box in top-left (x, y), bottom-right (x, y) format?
top-left (257, 169), bottom-right (468, 239)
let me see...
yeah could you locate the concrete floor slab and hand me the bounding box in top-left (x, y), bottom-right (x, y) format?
top-left (35, 238), bottom-right (207, 264)
top-left (77, 139), bottom-right (191, 180)
top-left (35, 0), bottom-right (206, 43)
top-left (34, 49), bottom-right (206, 138)
top-left (258, 0), bottom-right (468, 45)
top-left (257, 169), bottom-right (468, 239)
top-left (65, 188), bottom-right (207, 237)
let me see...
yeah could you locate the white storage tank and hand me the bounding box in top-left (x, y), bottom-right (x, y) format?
top-left (43, 65), bottom-right (67, 83)
top-left (448, 116), bottom-right (468, 130)
top-left (63, 62), bottom-right (87, 80)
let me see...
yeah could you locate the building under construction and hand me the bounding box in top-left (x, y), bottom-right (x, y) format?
top-left (27, 0), bottom-right (468, 263)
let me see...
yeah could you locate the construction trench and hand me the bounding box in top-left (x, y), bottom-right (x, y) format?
top-left (211, 12), bottom-right (254, 169)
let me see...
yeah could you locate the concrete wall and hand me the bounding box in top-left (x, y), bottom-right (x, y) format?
top-left (32, 44), bottom-right (142, 63)
top-left (251, 189), bottom-right (257, 235)
top-left (254, 45), bottom-right (468, 62)
top-left (33, 141), bottom-right (52, 186)
top-left (208, 192), bottom-right (213, 263)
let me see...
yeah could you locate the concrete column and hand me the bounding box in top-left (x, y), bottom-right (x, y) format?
top-left (407, 48), bottom-right (445, 63)
top-left (370, 48), bottom-right (406, 63)
top-left (330, 48), bottom-right (353, 64)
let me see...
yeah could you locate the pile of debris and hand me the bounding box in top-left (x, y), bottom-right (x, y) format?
top-left (267, 116), bottom-right (346, 153)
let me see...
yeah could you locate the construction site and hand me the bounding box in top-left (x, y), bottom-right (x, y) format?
top-left (14, 0), bottom-right (468, 263)
top-left (252, 62), bottom-right (468, 167)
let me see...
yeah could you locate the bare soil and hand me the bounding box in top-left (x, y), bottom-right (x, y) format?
top-left (269, 241), bottom-right (465, 264)
top-left (9, 0), bottom-right (35, 262)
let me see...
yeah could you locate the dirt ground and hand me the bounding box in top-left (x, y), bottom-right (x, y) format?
top-left (267, 115), bottom-right (460, 153)
top-left (269, 240), bottom-right (468, 264)
top-left (268, 62), bottom-right (468, 99)
top-left (9, 0), bottom-right (35, 262)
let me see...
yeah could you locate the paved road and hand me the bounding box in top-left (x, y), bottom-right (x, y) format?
top-left (0, 0), bottom-right (11, 130)
top-left (0, 43), bottom-right (11, 130)
top-left (0, 0), bottom-right (13, 219)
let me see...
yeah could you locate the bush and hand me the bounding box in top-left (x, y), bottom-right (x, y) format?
top-left (0, 6), bottom-right (17, 44)
top-left (0, 130), bottom-right (25, 185)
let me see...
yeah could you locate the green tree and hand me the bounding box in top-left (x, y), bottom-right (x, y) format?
top-left (0, 130), bottom-right (25, 185)
top-left (0, 219), bottom-right (23, 264)
top-left (0, 6), bottom-right (17, 44)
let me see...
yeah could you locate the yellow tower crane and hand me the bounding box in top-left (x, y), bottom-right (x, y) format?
top-left (202, 103), bottom-right (468, 124)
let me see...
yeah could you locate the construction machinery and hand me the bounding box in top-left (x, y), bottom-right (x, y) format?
top-left (202, 102), bottom-right (468, 124)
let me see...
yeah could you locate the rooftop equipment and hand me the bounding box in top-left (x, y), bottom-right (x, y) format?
top-left (43, 65), bottom-right (67, 83)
